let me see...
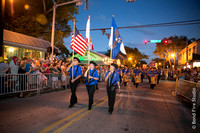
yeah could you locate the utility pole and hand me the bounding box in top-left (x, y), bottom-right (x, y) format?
top-left (0, 0), bottom-right (5, 57)
top-left (50, 0), bottom-right (86, 62)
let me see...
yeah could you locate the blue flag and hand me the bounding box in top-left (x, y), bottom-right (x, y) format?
top-left (109, 16), bottom-right (127, 59)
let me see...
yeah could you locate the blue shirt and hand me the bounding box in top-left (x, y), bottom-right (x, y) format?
top-left (122, 68), bottom-right (129, 75)
top-left (105, 71), bottom-right (120, 86)
top-left (25, 63), bottom-right (33, 74)
top-left (86, 69), bottom-right (99, 85)
top-left (68, 65), bottom-right (82, 79)
top-left (142, 70), bottom-right (146, 75)
top-left (147, 70), bottom-right (158, 77)
top-left (157, 70), bottom-right (161, 75)
top-left (133, 69), bottom-right (142, 76)
top-left (117, 68), bottom-right (121, 73)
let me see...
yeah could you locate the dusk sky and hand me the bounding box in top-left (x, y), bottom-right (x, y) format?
top-left (64, 0), bottom-right (200, 63)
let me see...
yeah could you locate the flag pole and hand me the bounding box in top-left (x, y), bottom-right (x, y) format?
top-left (88, 16), bottom-right (91, 83)
top-left (88, 16), bottom-right (91, 64)
top-left (72, 19), bottom-right (75, 80)
top-left (110, 15), bottom-right (114, 64)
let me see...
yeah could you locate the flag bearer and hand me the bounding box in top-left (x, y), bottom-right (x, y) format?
top-left (84, 61), bottom-right (99, 110)
top-left (105, 63), bottom-right (120, 114)
top-left (66, 57), bottom-right (82, 108)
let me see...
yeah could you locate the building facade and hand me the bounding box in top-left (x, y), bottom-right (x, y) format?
top-left (3, 30), bottom-right (51, 61)
top-left (177, 40), bottom-right (200, 68)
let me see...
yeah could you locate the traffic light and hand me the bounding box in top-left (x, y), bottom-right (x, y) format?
top-left (144, 40), bottom-right (148, 45)
top-left (126, 0), bottom-right (136, 2)
top-left (164, 40), bottom-right (168, 44)
top-left (47, 47), bottom-right (52, 53)
top-left (100, 29), bottom-right (106, 35)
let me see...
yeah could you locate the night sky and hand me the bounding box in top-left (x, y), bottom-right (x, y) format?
top-left (64, 0), bottom-right (200, 63)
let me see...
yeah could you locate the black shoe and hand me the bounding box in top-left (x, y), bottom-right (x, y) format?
top-left (88, 106), bottom-right (92, 110)
top-left (108, 109), bottom-right (113, 114)
top-left (68, 105), bottom-right (74, 108)
top-left (108, 110), bottom-right (112, 114)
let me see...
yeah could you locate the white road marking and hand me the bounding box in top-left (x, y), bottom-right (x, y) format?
top-left (116, 93), bottom-right (179, 104)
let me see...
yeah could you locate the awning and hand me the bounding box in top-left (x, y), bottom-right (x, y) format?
top-left (3, 29), bottom-right (51, 51)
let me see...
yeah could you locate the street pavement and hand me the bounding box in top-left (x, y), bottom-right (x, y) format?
top-left (0, 79), bottom-right (199, 133)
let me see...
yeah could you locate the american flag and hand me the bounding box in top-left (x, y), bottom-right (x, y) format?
top-left (70, 26), bottom-right (87, 56)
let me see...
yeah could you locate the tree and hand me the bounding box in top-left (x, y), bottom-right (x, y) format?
top-left (125, 46), bottom-right (149, 66)
top-left (4, 0), bottom-right (78, 56)
top-left (153, 36), bottom-right (190, 67)
top-left (105, 46), bottom-right (149, 66)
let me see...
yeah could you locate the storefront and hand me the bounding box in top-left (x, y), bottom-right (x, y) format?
top-left (3, 30), bottom-right (51, 61)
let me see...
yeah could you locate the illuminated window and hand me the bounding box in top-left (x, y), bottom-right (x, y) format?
top-left (4, 46), bottom-right (18, 61)
top-left (189, 48), bottom-right (191, 57)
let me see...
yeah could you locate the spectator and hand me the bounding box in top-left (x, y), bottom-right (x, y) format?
top-left (25, 59), bottom-right (33, 74)
top-left (50, 63), bottom-right (60, 89)
top-left (9, 56), bottom-right (19, 74)
top-left (0, 57), bottom-right (10, 93)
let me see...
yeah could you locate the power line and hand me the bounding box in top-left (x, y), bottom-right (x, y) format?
top-left (79, 19), bottom-right (200, 31)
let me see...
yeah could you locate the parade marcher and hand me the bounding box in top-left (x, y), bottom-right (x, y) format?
top-left (141, 69), bottom-right (146, 82)
top-left (122, 65), bottom-right (129, 86)
top-left (66, 57), bottom-right (82, 108)
top-left (147, 67), bottom-right (158, 89)
top-left (84, 61), bottom-right (99, 110)
top-left (133, 66), bottom-right (142, 88)
top-left (105, 63), bottom-right (120, 114)
top-left (116, 67), bottom-right (122, 84)
top-left (157, 69), bottom-right (161, 84)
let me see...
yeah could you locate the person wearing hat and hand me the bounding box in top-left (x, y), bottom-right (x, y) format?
top-left (84, 61), bottom-right (99, 110)
top-left (147, 67), bottom-right (158, 89)
top-left (0, 57), bottom-right (10, 93)
top-left (133, 66), bottom-right (142, 88)
top-left (105, 63), bottom-right (120, 114)
top-left (66, 57), bottom-right (82, 108)
top-left (9, 56), bottom-right (19, 75)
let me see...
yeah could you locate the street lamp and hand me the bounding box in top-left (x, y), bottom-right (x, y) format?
top-left (128, 57), bottom-right (132, 61)
top-left (171, 53), bottom-right (175, 58)
top-left (171, 53), bottom-right (176, 69)
top-left (50, 0), bottom-right (84, 62)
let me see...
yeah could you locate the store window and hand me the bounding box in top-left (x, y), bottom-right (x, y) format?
top-left (189, 48), bottom-right (191, 57)
top-left (4, 46), bottom-right (18, 61)
top-left (4, 45), bottom-right (43, 62)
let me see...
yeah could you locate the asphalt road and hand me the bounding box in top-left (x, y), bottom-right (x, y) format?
top-left (0, 79), bottom-right (199, 133)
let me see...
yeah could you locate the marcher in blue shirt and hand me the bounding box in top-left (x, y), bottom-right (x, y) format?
top-left (157, 69), bottom-right (161, 84)
top-left (122, 65), bottom-right (129, 86)
top-left (133, 66), bottom-right (142, 88)
top-left (116, 67), bottom-right (122, 84)
top-left (147, 67), bottom-right (158, 89)
top-left (84, 61), bottom-right (99, 110)
top-left (105, 63), bottom-right (120, 114)
top-left (66, 57), bottom-right (82, 108)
